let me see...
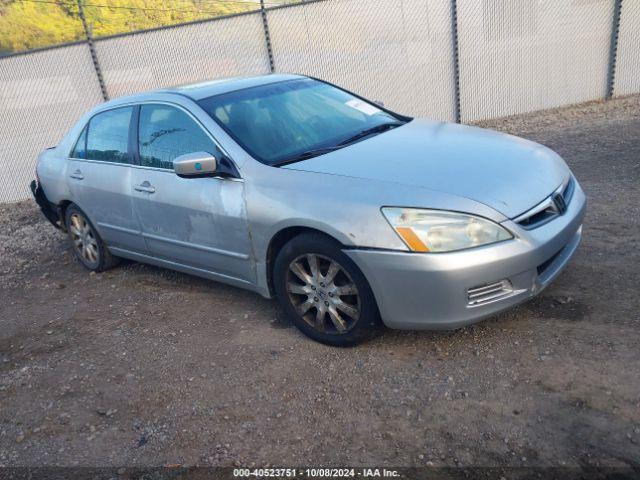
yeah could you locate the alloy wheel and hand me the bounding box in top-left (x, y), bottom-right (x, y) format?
top-left (69, 213), bottom-right (99, 264)
top-left (286, 254), bottom-right (361, 334)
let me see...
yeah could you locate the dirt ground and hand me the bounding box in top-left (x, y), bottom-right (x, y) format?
top-left (0, 96), bottom-right (639, 470)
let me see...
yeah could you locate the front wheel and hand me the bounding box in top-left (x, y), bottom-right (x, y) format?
top-left (273, 233), bottom-right (382, 346)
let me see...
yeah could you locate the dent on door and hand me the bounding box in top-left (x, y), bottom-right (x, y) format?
top-left (132, 171), bottom-right (254, 284)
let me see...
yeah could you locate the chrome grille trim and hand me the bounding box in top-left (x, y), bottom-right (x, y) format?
top-left (512, 194), bottom-right (559, 225)
top-left (513, 176), bottom-right (574, 229)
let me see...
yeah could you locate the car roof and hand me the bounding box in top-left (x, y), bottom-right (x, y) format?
top-left (159, 73), bottom-right (305, 100)
top-left (101, 73), bottom-right (306, 109)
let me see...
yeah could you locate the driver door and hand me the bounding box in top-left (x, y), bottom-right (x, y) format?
top-left (130, 103), bottom-right (254, 286)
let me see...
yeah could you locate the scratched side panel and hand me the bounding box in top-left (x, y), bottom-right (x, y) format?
top-left (131, 167), bottom-right (254, 284)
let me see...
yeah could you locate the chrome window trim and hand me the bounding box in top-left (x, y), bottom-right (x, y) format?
top-left (67, 100), bottom-right (241, 178)
top-left (65, 158), bottom-right (128, 166)
top-left (66, 157), bottom-right (243, 183)
top-left (129, 162), bottom-right (244, 182)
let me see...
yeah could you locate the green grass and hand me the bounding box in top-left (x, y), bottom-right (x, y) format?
top-left (0, 0), bottom-right (256, 54)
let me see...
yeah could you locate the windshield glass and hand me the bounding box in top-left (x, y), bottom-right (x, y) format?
top-left (198, 78), bottom-right (405, 165)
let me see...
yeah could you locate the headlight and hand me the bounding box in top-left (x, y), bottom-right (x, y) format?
top-left (381, 208), bottom-right (513, 252)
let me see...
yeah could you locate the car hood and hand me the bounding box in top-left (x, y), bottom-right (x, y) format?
top-left (282, 119), bottom-right (570, 219)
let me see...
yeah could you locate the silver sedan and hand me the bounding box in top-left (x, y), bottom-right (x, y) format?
top-left (31, 74), bottom-right (585, 345)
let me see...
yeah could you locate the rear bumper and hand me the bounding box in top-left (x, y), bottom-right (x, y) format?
top-left (30, 180), bottom-right (62, 229)
top-left (345, 181), bottom-right (586, 330)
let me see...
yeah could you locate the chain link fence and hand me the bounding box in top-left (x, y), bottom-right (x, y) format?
top-left (615, 0), bottom-right (640, 97)
top-left (0, 0), bottom-right (638, 203)
top-left (457, 0), bottom-right (615, 122)
top-left (268, 0), bottom-right (457, 121)
top-left (0, 42), bottom-right (105, 203)
top-left (94, 12), bottom-right (271, 99)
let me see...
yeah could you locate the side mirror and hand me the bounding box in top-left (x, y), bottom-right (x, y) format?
top-left (374, 100), bottom-right (385, 107)
top-left (173, 152), bottom-right (217, 178)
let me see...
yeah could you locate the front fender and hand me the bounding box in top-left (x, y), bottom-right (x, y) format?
top-left (242, 160), bottom-right (500, 297)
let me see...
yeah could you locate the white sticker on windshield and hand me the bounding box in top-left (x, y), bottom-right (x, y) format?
top-left (346, 99), bottom-right (382, 116)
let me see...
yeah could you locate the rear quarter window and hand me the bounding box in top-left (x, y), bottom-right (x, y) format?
top-left (70, 125), bottom-right (88, 159)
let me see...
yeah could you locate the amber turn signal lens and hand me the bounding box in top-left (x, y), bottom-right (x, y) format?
top-left (395, 226), bottom-right (430, 252)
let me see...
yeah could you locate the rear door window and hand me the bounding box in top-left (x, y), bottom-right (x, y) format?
top-left (85, 107), bottom-right (133, 164)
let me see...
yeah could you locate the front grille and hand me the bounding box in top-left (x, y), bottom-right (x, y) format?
top-left (518, 208), bottom-right (556, 229)
top-left (515, 177), bottom-right (574, 230)
top-left (467, 279), bottom-right (513, 306)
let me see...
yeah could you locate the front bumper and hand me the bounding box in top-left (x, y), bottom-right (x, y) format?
top-left (345, 181), bottom-right (586, 330)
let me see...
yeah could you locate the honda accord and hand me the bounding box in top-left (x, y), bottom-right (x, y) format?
top-left (31, 74), bottom-right (585, 345)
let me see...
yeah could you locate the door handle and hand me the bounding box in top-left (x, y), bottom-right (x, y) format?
top-left (134, 182), bottom-right (155, 194)
top-left (69, 169), bottom-right (84, 180)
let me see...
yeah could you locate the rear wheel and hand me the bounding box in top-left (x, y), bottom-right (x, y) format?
top-left (65, 204), bottom-right (119, 272)
top-left (274, 233), bottom-right (381, 346)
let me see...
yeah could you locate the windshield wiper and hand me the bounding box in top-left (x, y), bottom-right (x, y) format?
top-left (273, 146), bottom-right (343, 166)
top-left (336, 122), bottom-right (404, 147)
top-left (273, 122), bottom-right (405, 167)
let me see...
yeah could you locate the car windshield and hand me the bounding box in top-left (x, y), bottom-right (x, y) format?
top-left (198, 78), bottom-right (407, 165)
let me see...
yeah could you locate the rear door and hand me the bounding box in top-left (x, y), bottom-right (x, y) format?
top-left (67, 106), bottom-right (146, 252)
top-left (130, 103), bottom-right (254, 286)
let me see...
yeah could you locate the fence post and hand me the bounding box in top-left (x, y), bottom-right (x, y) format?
top-left (450, 0), bottom-right (462, 123)
top-left (77, 0), bottom-right (109, 101)
top-left (259, 0), bottom-right (276, 73)
top-left (606, 0), bottom-right (623, 100)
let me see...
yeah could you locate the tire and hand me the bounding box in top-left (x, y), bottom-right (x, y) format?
top-left (273, 232), bottom-right (382, 346)
top-left (64, 204), bottom-right (119, 272)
